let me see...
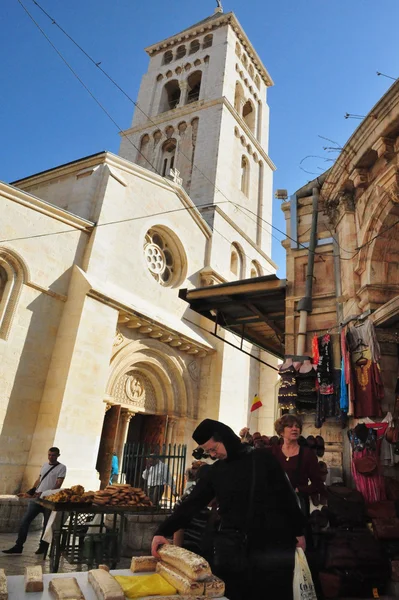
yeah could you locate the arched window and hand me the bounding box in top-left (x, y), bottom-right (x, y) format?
top-left (137, 134), bottom-right (151, 168)
top-left (255, 75), bottom-right (261, 90)
top-left (230, 243), bottom-right (244, 279)
top-left (230, 250), bottom-right (238, 276)
top-left (189, 39), bottom-right (200, 55)
top-left (234, 81), bottom-right (245, 112)
top-left (242, 99), bottom-right (256, 133)
top-left (161, 139), bottom-right (177, 177)
top-left (159, 80), bottom-right (181, 113)
top-left (203, 34), bottom-right (213, 49)
top-left (250, 261), bottom-right (262, 278)
top-left (163, 50), bottom-right (173, 65)
top-left (187, 71), bottom-right (202, 104)
top-left (0, 250), bottom-right (26, 340)
top-left (248, 64), bottom-right (254, 79)
top-left (176, 45), bottom-right (186, 59)
top-left (242, 54), bottom-right (248, 68)
top-left (235, 42), bottom-right (241, 57)
top-left (241, 156), bottom-right (250, 196)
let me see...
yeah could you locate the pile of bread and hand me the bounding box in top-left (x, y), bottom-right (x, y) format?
top-left (130, 545), bottom-right (225, 598)
top-left (93, 484), bottom-right (152, 507)
top-left (45, 485), bottom-right (94, 504)
top-left (0, 545), bottom-right (224, 599)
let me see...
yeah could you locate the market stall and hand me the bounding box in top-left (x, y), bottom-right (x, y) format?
top-left (6, 569), bottom-right (229, 600)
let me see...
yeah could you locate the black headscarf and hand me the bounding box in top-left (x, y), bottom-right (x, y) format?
top-left (192, 419), bottom-right (242, 461)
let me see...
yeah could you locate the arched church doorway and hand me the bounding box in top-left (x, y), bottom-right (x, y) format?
top-left (96, 338), bottom-right (195, 489)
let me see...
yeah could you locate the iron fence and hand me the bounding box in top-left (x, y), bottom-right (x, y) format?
top-left (121, 443), bottom-right (187, 512)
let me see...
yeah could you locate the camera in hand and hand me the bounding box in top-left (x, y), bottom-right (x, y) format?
top-left (192, 447), bottom-right (209, 460)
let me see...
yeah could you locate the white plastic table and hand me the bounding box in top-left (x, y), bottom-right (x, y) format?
top-left (6, 569), bottom-right (229, 599)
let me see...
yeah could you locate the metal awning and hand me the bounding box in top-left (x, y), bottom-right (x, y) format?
top-left (179, 275), bottom-right (286, 359)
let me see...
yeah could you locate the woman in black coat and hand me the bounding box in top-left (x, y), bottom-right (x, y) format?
top-left (152, 419), bottom-right (305, 600)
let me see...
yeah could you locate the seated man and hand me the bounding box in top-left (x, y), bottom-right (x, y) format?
top-left (2, 447), bottom-right (66, 555)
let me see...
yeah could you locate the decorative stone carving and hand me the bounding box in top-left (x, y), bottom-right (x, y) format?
top-left (188, 360), bottom-right (200, 381)
top-left (349, 168), bottom-right (368, 189)
top-left (113, 329), bottom-right (124, 347)
top-left (113, 370), bottom-right (156, 412)
top-left (372, 137), bottom-right (395, 162)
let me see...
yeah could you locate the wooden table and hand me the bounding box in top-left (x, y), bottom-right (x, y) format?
top-left (6, 569), bottom-right (229, 599)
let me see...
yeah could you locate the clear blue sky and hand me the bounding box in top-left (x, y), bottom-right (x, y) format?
top-left (2, 0), bottom-right (399, 276)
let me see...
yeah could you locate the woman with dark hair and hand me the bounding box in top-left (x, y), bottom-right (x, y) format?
top-left (151, 419), bottom-right (305, 600)
top-left (272, 414), bottom-right (326, 510)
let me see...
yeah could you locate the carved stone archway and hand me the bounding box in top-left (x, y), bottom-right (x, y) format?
top-left (107, 338), bottom-right (195, 419)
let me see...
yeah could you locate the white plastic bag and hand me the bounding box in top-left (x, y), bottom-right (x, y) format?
top-left (293, 548), bottom-right (317, 600)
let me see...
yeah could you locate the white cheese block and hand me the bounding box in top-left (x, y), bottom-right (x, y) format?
top-left (88, 569), bottom-right (125, 600)
top-left (25, 566), bottom-right (44, 593)
top-left (158, 544), bottom-right (212, 581)
top-left (0, 569), bottom-right (8, 600)
top-left (49, 577), bottom-right (85, 599)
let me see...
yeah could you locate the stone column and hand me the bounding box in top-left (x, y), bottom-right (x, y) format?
top-left (178, 81), bottom-right (188, 107)
top-left (166, 418), bottom-right (178, 448)
top-left (115, 410), bottom-right (135, 478)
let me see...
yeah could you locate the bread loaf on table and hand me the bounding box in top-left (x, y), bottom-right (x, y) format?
top-left (203, 575), bottom-right (225, 598)
top-left (0, 569), bottom-right (8, 600)
top-left (25, 566), bottom-right (44, 593)
top-left (130, 556), bottom-right (158, 573)
top-left (158, 544), bottom-right (211, 581)
top-left (88, 569), bottom-right (124, 600)
top-left (156, 562), bottom-right (204, 595)
top-left (48, 577), bottom-right (84, 599)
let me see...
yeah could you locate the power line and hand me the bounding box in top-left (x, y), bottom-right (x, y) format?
top-left (16, 0), bottom-right (398, 267)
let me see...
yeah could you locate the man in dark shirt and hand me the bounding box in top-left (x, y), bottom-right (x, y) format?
top-left (151, 419), bottom-right (305, 600)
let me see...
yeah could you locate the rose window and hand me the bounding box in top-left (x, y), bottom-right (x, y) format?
top-left (144, 229), bottom-right (175, 285)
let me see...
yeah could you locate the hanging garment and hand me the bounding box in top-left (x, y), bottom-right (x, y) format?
top-left (278, 364), bottom-right (297, 410)
top-left (296, 368), bottom-right (317, 412)
top-left (340, 358), bottom-right (348, 412)
top-left (361, 414), bottom-right (398, 467)
top-left (317, 334), bottom-right (335, 395)
top-left (352, 348), bottom-right (384, 418)
top-left (347, 320), bottom-right (381, 362)
top-left (348, 427), bottom-right (386, 503)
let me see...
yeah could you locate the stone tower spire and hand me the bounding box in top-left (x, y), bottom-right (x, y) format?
top-left (119, 12), bottom-right (275, 253)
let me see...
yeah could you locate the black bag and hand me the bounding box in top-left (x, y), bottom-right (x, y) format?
top-left (327, 484), bottom-right (365, 527)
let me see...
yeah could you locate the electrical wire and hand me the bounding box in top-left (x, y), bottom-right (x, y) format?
top-left (14, 0), bottom-right (399, 265)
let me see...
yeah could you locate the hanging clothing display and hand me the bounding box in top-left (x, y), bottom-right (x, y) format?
top-left (296, 367), bottom-right (318, 412)
top-left (313, 334), bottom-right (339, 427)
top-left (348, 424), bottom-right (386, 503)
top-left (277, 363), bottom-right (297, 410)
top-left (347, 322), bottom-right (384, 418)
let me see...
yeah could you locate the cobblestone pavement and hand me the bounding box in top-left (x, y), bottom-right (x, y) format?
top-left (0, 529), bottom-right (132, 576)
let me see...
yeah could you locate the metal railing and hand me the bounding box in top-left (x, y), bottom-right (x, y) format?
top-left (121, 443), bottom-right (187, 512)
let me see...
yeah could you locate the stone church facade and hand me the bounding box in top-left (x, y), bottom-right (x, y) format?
top-left (0, 9), bottom-right (279, 493)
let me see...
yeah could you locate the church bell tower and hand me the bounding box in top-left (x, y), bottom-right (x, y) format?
top-left (119, 7), bottom-right (274, 254)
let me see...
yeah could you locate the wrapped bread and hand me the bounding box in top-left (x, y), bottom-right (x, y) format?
top-left (0, 569), bottom-right (7, 600)
top-left (49, 577), bottom-right (84, 599)
top-left (88, 569), bottom-right (124, 600)
top-left (130, 556), bottom-right (158, 573)
top-left (156, 562), bottom-right (204, 595)
top-left (158, 544), bottom-right (211, 581)
top-left (25, 566), bottom-right (44, 592)
top-left (203, 575), bottom-right (225, 598)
